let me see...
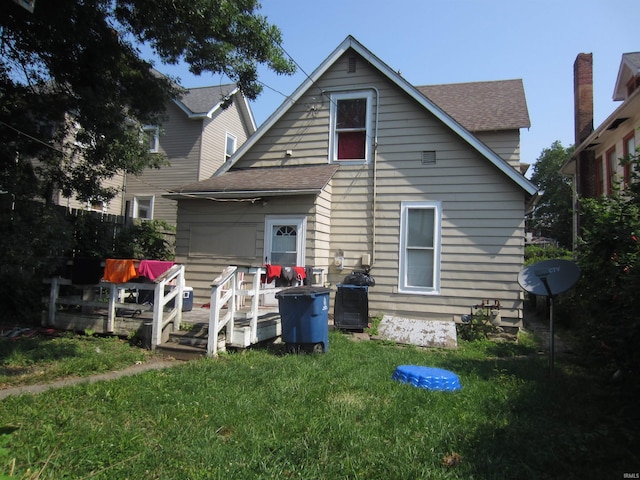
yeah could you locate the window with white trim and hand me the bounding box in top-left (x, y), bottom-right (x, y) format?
top-left (225, 133), bottom-right (237, 160)
top-left (133, 195), bottom-right (154, 220)
top-left (87, 200), bottom-right (105, 213)
top-left (398, 201), bottom-right (442, 294)
top-left (329, 91), bottom-right (372, 163)
top-left (142, 125), bottom-right (159, 153)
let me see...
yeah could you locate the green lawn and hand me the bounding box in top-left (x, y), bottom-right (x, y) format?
top-left (1, 330), bottom-right (638, 479)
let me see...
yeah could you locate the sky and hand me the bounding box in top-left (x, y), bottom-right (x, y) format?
top-left (153, 0), bottom-right (639, 174)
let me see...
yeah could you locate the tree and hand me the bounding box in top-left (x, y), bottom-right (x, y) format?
top-left (0, 0), bottom-right (295, 204)
top-left (526, 141), bottom-right (574, 249)
top-left (572, 146), bottom-right (640, 378)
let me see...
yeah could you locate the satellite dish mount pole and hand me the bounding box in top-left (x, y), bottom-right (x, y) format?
top-left (540, 277), bottom-right (555, 375)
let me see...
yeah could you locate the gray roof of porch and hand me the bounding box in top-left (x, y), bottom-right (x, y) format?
top-left (166, 164), bottom-right (340, 199)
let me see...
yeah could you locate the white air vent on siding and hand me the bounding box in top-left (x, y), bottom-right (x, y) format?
top-left (348, 56), bottom-right (357, 73)
top-left (421, 151), bottom-right (436, 165)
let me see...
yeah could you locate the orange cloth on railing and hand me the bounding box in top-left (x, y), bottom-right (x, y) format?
top-left (103, 259), bottom-right (138, 283)
top-left (137, 260), bottom-right (175, 281)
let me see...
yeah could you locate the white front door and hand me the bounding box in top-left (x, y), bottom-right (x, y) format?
top-left (263, 216), bottom-right (307, 305)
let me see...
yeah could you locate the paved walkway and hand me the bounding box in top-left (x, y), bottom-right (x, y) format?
top-left (0, 357), bottom-right (183, 400)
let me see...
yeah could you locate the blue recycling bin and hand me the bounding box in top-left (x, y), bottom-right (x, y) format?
top-left (275, 286), bottom-right (331, 353)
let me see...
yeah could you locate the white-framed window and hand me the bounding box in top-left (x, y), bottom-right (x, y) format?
top-left (142, 125), bottom-right (159, 153)
top-left (225, 132), bottom-right (237, 160)
top-left (398, 201), bottom-right (442, 294)
top-left (329, 91), bottom-right (373, 163)
top-left (87, 200), bottom-right (106, 213)
top-left (133, 195), bottom-right (154, 220)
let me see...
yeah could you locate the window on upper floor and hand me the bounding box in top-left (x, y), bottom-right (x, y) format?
top-left (398, 201), bottom-right (442, 294)
top-left (142, 125), bottom-right (159, 153)
top-left (133, 195), bottom-right (154, 220)
top-left (606, 147), bottom-right (618, 195)
top-left (329, 91), bottom-right (373, 163)
top-left (623, 132), bottom-right (636, 189)
top-left (225, 133), bottom-right (237, 160)
top-left (595, 156), bottom-right (604, 196)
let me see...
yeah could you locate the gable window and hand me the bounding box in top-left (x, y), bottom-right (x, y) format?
top-left (398, 201), bottom-right (442, 294)
top-left (225, 133), bottom-right (237, 160)
top-left (133, 195), bottom-right (154, 220)
top-left (330, 91), bottom-right (373, 163)
top-left (142, 125), bottom-right (159, 153)
top-left (623, 132), bottom-right (636, 189)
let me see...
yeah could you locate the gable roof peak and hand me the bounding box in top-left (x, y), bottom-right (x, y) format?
top-left (215, 35), bottom-right (536, 196)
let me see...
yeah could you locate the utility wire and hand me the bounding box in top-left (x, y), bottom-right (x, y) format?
top-left (0, 120), bottom-right (65, 155)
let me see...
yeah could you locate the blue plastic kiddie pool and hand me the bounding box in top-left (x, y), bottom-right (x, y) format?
top-left (392, 365), bottom-right (461, 391)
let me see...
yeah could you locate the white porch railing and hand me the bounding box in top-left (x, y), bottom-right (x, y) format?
top-left (208, 266), bottom-right (238, 356)
top-left (44, 264), bottom-right (185, 349)
top-left (207, 266), bottom-right (325, 356)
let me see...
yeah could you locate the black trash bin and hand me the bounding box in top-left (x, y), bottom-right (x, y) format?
top-left (334, 284), bottom-right (369, 330)
top-left (276, 286), bottom-right (331, 353)
top-left (334, 269), bottom-right (374, 331)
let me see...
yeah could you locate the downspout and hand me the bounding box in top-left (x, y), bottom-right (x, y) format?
top-left (322, 85), bottom-right (380, 265)
top-left (371, 88), bottom-right (379, 266)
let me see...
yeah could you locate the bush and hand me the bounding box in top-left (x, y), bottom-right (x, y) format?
top-left (0, 200), bottom-right (175, 323)
top-left (524, 244), bottom-right (572, 266)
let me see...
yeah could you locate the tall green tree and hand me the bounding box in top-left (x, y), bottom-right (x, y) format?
top-left (0, 0), bottom-right (295, 204)
top-left (526, 141), bottom-right (574, 249)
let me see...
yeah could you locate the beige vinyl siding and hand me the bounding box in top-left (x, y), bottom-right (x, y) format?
top-left (56, 172), bottom-right (125, 216)
top-left (181, 48), bottom-right (528, 325)
top-left (475, 130), bottom-right (522, 168)
top-left (199, 97), bottom-right (251, 180)
top-left (254, 51), bottom-right (526, 324)
top-left (125, 102), bottom-right (202, 224)
top-left (175, 194), bottom-right (327, 303)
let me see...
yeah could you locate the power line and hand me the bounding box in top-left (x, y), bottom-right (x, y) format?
top-left (0, 120), bottom-right (65, 155)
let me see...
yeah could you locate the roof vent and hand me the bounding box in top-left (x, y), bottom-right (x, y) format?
top-left (348, 56), bottom-right (357, 73)
top-left (421, 151), bottom-right (436, 165)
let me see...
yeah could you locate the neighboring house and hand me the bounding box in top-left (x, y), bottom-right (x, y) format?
top-left (55, 83), bottom-right (256, 224)
top-left (562, 52), bottom-right (640, 247)
top-left (167, 36), bottom-right (537, 327)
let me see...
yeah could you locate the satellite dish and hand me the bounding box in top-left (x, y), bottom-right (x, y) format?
top-left (518, 259), bottom-right (581, 297)
top-left (518, 259), bottom-right (580, 376)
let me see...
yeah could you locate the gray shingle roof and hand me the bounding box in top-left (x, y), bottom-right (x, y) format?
top-left (177, 84), bottom-right (237, 115)
top-left (172, 164), bottom-right (340, 197)
top-left (416, 79), bottom-right (531, 132)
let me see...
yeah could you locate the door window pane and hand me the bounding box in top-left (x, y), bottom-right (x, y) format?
top-left (271, 226), bottom-right (297, 265)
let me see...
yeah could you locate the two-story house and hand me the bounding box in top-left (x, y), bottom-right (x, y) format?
top-left (562, 52), bottom-right (640, 246)
top-left (168, 36), bottom-right (537, 328)
top-left (56, 82), bottom-right (256, 225)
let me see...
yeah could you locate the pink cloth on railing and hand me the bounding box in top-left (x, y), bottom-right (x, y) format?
top-left (137, 260), bottom-right (175, 281)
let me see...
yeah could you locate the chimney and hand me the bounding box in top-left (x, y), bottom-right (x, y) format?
top-left (574, 53), bottom-right (593, 144)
